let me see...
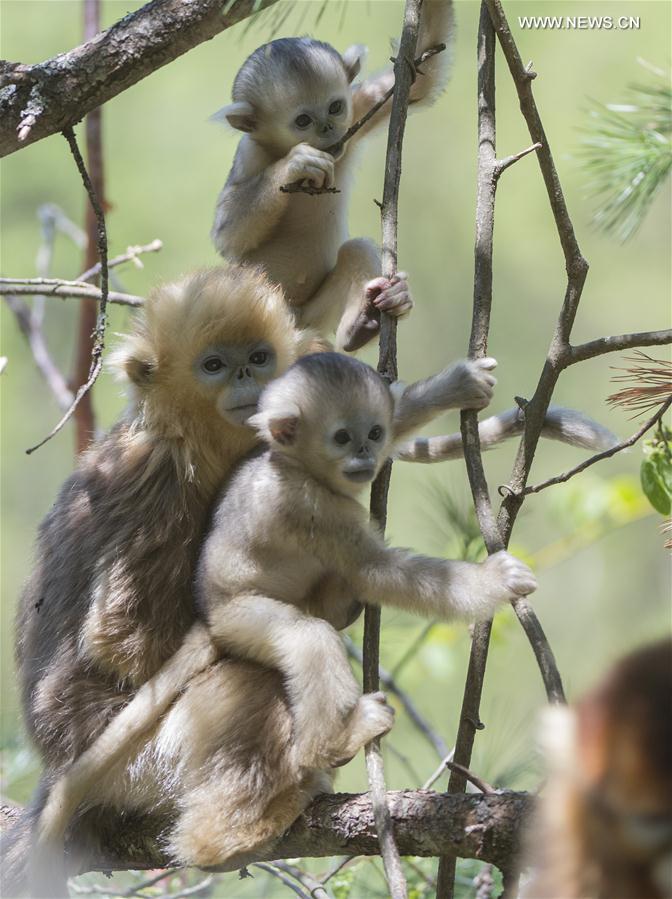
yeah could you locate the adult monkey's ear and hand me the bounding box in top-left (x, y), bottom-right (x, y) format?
top-left (109, 341), bottom-right (156, 388)
top-left (342, 44), bottom-right (367, 82)
top-left (210, 101), bottom-right (257, 133)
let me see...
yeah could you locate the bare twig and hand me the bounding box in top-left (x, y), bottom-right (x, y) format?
top-left (73, 0), bottom-right (104, 454)
top-left (270, 861), bottom-right (331, 899)
top-left (254, 864), bottom-right (311, 899)
top-left (444, 761), bottom-right (494, 795)
top-left (423, 750), bottom-right (455, 790)
top-left (345, 636), bottom-right (450, 760)
top-left (0, 281), bottom-right (142, 306)
top-left (521, 394), bottom-right (672, 496)
top-left (25, 126), bottom-right (109, 455)
top-left (77, 239), bottom-right (162, 283)
top-left (362, 4), bottom-right (431, 898)
top-left (3, 295), bottom-right (74, 410)
top-left (281, 43), bottom-right (447, 196)
top-left (568, 329), bottom-right (672, 365)
top-left (436, 6), bottom-right (562, 895)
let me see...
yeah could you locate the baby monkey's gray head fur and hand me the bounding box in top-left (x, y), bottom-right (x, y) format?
top-left (215, 37), bottom-right (366, 155)
top-left (250, 353), bottom-right (393, 497)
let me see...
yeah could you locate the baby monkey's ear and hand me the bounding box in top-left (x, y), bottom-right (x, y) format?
top-left (210, 101), bottom-right (257, 133)
top-left (342, 44), bottom-right (367, 82)
top-left (249, 406), bottom-right (300, 447)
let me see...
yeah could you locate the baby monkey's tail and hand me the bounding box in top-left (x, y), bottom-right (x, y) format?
top-left (395, 405), bottom-right (618, 463)
top-left (28, 623), bottom-right (217, 897)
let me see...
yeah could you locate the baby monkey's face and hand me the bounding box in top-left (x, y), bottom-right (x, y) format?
top-left (286, 87), bottom-right (351, 152)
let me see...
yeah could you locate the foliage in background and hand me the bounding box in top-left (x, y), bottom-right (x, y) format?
top-left (580, 63), bottom-right (671, 242)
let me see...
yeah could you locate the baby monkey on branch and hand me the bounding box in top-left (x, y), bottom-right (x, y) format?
top-left (211, 0), bottom-right (454, 351)
top-left (31, 353), bottom-right (537, 889)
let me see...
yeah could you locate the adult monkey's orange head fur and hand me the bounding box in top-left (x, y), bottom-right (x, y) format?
top-left (110, 265), bottom-right (324, 485)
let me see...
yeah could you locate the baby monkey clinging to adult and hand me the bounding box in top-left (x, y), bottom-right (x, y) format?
top-left (33, 353), bottom-right (537, 882)
top-left (211, 0), bottom-right (453, 350)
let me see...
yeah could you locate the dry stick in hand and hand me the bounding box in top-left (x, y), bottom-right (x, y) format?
top-left (26, 125), bottom-right (109, 455)
top-left (280, 43), bottom-right (446, 196)
top-left (363, 4), bottom-right (431, 899)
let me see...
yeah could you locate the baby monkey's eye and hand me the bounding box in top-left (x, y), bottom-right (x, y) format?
top-left (329, 100), bottom-right (344, 115)
top-left (249, 350), bottom-right (269, 365)
top-left (334, 429), bottom-right (351, 445)
top-left (368, 425), bottom-right (384, 441)
top-left (202, 357), bottom-right (224, 374)
top-left (295, 114), bottom-right (312, 129)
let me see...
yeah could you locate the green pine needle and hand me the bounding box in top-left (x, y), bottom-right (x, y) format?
top-left (580, 69), bottom-right (671, 242)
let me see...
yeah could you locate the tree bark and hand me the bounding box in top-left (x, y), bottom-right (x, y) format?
top-left (0, 0), bottom-right (277, 159)
top-left (0, 790), bottom-right (532, 876)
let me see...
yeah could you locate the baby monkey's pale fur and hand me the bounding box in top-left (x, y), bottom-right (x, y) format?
top-left (32, 353), bottom-right (537, 887)
top-left (211, 0), bottom-right (454, 350)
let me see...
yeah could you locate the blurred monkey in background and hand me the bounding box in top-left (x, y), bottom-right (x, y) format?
top-left (526, 639), bottom-right (672, 899)
top-left (211, 0), bottom-right (454, 351)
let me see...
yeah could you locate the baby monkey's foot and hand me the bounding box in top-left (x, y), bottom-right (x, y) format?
top-left (367, 272), bottom-right (413, 319)
top-left (341, 274), bottom-right (413, 352)
top-left (331, 691), bottom-right (395, 767)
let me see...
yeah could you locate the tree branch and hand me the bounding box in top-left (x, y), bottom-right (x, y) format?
top-left (3, 294), bottom-right (74, 410)
top-left (0, 281), bottom-right (143, 306)
top-left (0, 0), bottom-right (278, 158)
top-left (25, 126), bottom-right (109, 455)
top-left (567, 329), bottom-right (672, 365)
top-left (521, 394), bottom-right (672, 496)
top-left (0, 791), bottom-right (533, 876)
top-left (363, 2), bottom-right (428, 897)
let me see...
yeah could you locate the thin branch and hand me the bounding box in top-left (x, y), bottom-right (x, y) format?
top-left (345, 636), bottom-right (450, 760)
top-left (270, 861), bottom-right (331, 899)
top-left (444, 761), bottom-right (494, 795)
top-left (0, 0), bottom-right (279, 158)
top-left (568, 329), bottom-right (672, 365)
top-left (3, 295), bottom-right (74, 410)
top-left (25, 126), bottom-right (109, 455)
top-left (521, 394), bottom-right (672, 496)
top-left (254, 864), bottom-right (312, 899)
top-left (73, 0), bottom-right (104, 455)
top-left (77, 239), bottom-right (162, 283)
top-left (363, 3), bottom-right (429, 898)
top-left (495, 141), bottom-right (541, 175)
top-left (423, 750), bottom-right (455, 790)
top-left (0, 282), bottom-right (142, 307)
top-left (437, 6), bottom-right (565, 896)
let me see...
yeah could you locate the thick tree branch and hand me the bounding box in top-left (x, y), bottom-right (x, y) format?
top-left (0, 791), bottom-right (532, 876)
top-left (0, 0), bottom-right (277, 158)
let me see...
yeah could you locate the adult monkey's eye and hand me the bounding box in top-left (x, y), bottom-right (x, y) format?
top-left (295, 114), bottom-right (312, 129)
top-left (334, 429), bottom-right (351, 445)
top-left (202, 357), bottom-right (224, 374)
top-left (329, 99), bottom-right (344, 115)
top-left (368, 425), bottom-right (384, 441)
top-left (249, 350), bottom-right (269, 365)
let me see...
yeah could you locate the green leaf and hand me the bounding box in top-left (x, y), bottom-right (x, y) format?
top-left (640, 456), bottom-right (672, 515)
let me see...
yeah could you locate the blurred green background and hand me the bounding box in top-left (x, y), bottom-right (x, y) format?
top-left (1, 1), bottom-right (670, 895)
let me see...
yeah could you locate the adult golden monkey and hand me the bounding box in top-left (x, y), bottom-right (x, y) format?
top-left (211, 0), bottom-right (454, 351)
